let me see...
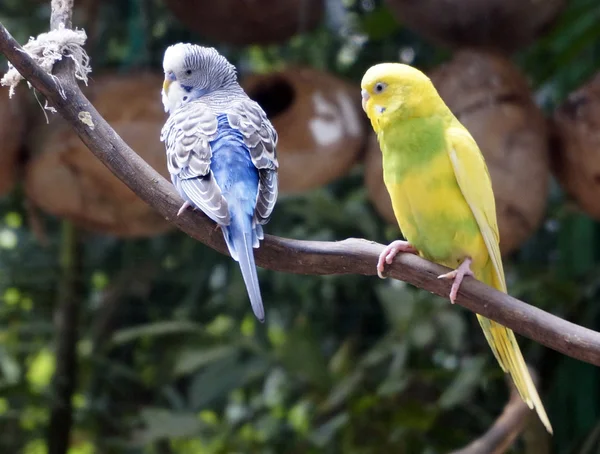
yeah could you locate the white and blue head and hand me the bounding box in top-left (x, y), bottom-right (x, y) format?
top-left (161, 43), bottom-right (238, 113)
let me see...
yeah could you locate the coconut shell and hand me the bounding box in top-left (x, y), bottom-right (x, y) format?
top-left (242, 67), bottom-right (366, 194)
top-left (365, 51), bottom-right (549, 256)
top-left (164, 0), bottom-right (324, 46)
top-left (552, 72), bottom-right (600, 220)
top-left (0, 93), bottom-right (25, 196)
top-left (384, 0), bottom-right (565, 53)
top-left (25, 72), bottom-right (173, 238)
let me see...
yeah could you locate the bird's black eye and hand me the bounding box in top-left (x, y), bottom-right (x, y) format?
top-left (183, 96), bottom-right (188, 101)
top-left (185, 69), bottom-right (192, 75)
top-left (374, 82), bottom-right (386, 93)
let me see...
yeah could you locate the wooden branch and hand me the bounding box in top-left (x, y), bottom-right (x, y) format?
top-left (1, 17), bottom-right (600, 369)
top-left (450, 369), bottom-right (543, 454)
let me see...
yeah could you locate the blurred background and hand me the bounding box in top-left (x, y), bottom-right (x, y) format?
top-left (1, 0), bottom-right (600, 452)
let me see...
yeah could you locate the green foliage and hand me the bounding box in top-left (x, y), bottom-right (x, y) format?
top-left (1, 0), bottom-right (600, 453)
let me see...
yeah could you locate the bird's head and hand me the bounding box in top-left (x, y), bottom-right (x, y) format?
top-left (161, 43), bottom-right (238, 113)
top-left (360, 63), bottom-right (438, 126)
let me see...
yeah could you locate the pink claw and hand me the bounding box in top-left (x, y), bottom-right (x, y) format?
top-left (377, 240), bottom-right (418, 279)
top-left (437, 257), bottom-right (474, 304)
top-left (177, 201), bottom-right (191, 217)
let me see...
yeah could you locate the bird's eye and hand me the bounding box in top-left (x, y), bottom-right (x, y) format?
top-left (183, 96), bottom-right (188, 101)
top-left (374, 82), bottom-right (386, 93)
top-left (185, 69), bottom-right (192, 75)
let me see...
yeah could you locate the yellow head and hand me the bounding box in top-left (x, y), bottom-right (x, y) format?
top-left (360, 63), bottom-right (441, 128)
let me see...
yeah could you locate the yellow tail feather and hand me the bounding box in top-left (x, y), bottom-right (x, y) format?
top-left (478, 264), bottom-right (553, 434)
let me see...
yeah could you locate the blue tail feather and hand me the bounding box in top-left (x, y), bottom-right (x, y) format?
top-left (223, 211), bottom-right (264, 322)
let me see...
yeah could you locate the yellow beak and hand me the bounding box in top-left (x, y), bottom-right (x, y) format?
top-left (361, 89), bottom-right (370, 112)
top-left (163, 78), bottom-right (172, 94)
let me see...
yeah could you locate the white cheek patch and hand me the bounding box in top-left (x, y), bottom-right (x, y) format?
top-left (161, 88), bottom-right (169, 113)
top-left (162, 82), bottom-right (188, 114)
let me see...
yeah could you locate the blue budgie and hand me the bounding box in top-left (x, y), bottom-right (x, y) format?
top-left (160, 43), bottom-right (279, 322)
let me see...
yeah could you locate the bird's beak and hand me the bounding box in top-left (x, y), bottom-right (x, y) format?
top-left (163, 72), bottom-right (176, 95)
top-left (361, 89), bottom-right (370, 112)
top-left (162, 79), bottom-right (172, 95)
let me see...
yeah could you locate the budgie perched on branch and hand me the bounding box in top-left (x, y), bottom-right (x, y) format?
top-left (360, 63), bottom-right (552, 433)
top-left (160, 43), bottom-right (279, 322)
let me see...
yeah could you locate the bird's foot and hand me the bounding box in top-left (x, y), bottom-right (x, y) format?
top-left (177, 201), bottom-right (191, 217)
top-left (377, 240), bottom-right (418, 279)
top-left (437, 257), bottom-right (474, 304)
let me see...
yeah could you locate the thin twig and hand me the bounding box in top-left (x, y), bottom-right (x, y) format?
top-left (0, 16), bottom-right (600, 367)
top-left (44, 5), bottom-right (80, 454)
top-left (450, 369), bottom-right (544, 454)
top-left (50, 0), bottom-right (74, 30)
top-left (47, 221), bottom-right (83, 454)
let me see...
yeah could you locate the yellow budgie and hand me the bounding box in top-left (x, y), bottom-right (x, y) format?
top-left (361, 62), bottom-right (552, 433)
